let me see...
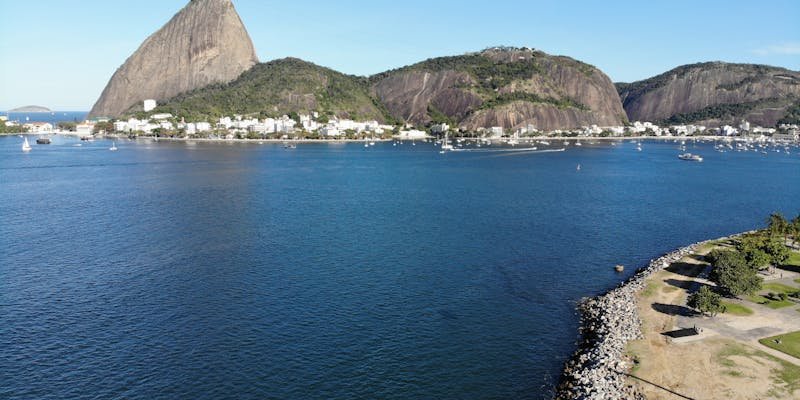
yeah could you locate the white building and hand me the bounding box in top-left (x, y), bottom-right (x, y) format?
top-left (151, 113), bottom-right (173, 120)
top-left (143, 99), bottom-right (157, 112)
top-left (24, 122), bottom-right (54, 133)
top-left (195, 122), bottom-right (212, 132)
top-left (319, 125), bottom-right (341, 137)
top-left (398, 129), bottom-right (428, 139)
top-left (76, 123), bottom-right (95, 135)
top-left (490, 127), bottom-right (505, 137)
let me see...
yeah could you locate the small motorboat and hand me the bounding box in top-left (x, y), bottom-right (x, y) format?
top-left (36, 136), bottom-right (51, 145)
top-left (678, 153), bottom-right (703, 162)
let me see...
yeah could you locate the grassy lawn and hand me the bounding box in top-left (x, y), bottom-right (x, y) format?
top-left (763, 282), bottom-right (799, 294)
top-left (721, 301), bottom-right (754, 316)
top-left (760, 331), bottom-right (800, 360)
top-left (745, 282), bottom-right (799, 309)
top-left (641, 281), bottom-right (658, 298)
top-left (786, 251), bottom-right (800, 267)
top-left (746, 294), bottom-right (795, 309)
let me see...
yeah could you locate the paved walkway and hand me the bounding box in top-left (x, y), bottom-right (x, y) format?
top-left (673, 265), bottom-right (800, 366)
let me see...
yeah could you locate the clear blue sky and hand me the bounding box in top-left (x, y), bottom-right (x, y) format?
top-left (1, 0), bottom-right (798, 110)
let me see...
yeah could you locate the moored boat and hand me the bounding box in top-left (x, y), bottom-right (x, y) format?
top-left (678, 153), bottom-right (703, 162)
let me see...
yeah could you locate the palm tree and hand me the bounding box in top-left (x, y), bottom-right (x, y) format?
top-left (791, 214), bottom-right (800, 249)
top-left (768, 213), bottom-right (789, 241)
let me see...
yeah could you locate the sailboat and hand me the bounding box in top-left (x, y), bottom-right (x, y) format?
top-left (576, 164), bottom-right (582, 171)
top-left (22, 137), bottom-right (32, 152)
top-left (440, 131), bottom-right (454, 154)
top-left (109, 142), bottom-right (118, 151)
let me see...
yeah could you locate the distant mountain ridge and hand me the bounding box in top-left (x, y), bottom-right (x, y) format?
top-left (617, 62), bottom-right (800, 127)
top-left (152, 58), bottom-right (393, 122)
top-left (90, 1), bottom-right (800, 131)
top-left (154, 47), bottom-right (627, 131)
top-left (9, 105), bottom-right (51, 113)
top-left (370, 47), bottom-right (627, 131)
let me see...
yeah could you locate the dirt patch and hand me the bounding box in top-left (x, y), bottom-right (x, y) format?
top-left (627, 255), bottom-right (800, 399)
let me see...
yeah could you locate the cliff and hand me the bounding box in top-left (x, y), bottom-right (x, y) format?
top-left (88, 0), bottom-right (258, 118)
top-left (153, 58), bottom-right (392, 122)
top-left (370, 47), bottom-right (627, 131)
top-left (618, 62), bottom-right (800, 127)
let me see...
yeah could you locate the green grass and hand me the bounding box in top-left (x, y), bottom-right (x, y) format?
top-left (763, 282), bottom-right (799, 294)
top-left (746, 294), bottom-right (795, 309)
top-left (641, 281), bottom-right (658, 298)
top-left (745, 282), bottom-right (799, 309)
top-left (662, 286), bottom-right (679, 293)
top-left (760, 331), bottom-right (800, 360)
top-left (786, 251), bottom-right (800, 267)
top-left (722, 301), bottom-right (754, 316)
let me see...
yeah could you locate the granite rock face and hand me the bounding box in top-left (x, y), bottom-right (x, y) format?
top-left (618, 62), bottom-right (800, 127)
top-left (88, 0), bottom-right (258, 118)
top-left (371, 48), bottom-right (627, 131)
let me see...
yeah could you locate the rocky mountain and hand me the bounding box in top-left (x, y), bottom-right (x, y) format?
top-left (370, 47), bottom-right (627, 131)
top-left (618, 62), bottom-right (800, 127)
top-left (88, 0), bottom-right (258, 119)
top-left (152, 58), bottom-right (392, 122)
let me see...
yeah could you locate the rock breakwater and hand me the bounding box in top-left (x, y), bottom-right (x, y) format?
top-left (555, 233), bottom-right (748, 399)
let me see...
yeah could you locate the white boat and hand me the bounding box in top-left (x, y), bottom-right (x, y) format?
top-left (678, 153), bottom-right (703, 162)
top-left (109, 142), bottom-right (118, 151)
top-left (22, 137), bottom-right (32, 152)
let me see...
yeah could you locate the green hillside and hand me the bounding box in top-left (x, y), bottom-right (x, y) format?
top-left (147, 58), bottom-right (393, 122)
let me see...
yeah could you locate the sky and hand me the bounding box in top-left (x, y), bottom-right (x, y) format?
top-left (1, 0), bottom-right (798, 110)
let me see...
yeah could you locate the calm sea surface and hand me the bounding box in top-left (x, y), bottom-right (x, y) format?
top-left (2, 136), bottom-right (799, 399)
top-left (2, 111), bottom-right (88, 124)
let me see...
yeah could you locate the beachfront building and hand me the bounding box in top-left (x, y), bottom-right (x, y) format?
top-left (319, 125), bottom-right (341, 137)
top-left (23, 122), bottom-right (54, 133)
top-left (76, 123), bottom-right (95, 135)
top-left (397, 129), bottom-right (427, 139)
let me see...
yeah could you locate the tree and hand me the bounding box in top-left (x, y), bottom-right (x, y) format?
top-left (93, 121), bottom-right (114, 134)
top-left (763, 238), bottom-right (790, 267)
top-left (768, 212), bottom-right (789, 239)
top-left (737, 236), bottom-right (771, 270)
top-left (791, 214), bottom-right (800, 248)
top-left (688, 286), bottom-right (725, 316)
top-left (708, 249), bottom-right (763, 297)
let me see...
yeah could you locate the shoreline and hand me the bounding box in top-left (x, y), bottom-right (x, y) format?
top-left (554, 231), bottom-right (753, 400)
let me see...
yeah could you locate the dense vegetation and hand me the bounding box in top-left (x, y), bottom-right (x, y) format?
top-left (688, 286), bottom-right (724, 316)
top-left (477, 92), bottom-right (589, 111)
top-left (660, 97), bottom-right (792, 125)
top-left (778, 101), bottom-right (800, 126)
top-left (149, 58), bottom-right (395, 123)
top-left (0, 119), bottom-right (26, 133)
top-left (706, 213), bottom-right (800, 298)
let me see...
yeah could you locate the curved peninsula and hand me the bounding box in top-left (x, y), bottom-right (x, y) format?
top-left (557, 216), bottom-right (800, 399)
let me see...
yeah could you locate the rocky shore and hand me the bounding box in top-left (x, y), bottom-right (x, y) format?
top-left (554, 233), bottom-right (747, 399)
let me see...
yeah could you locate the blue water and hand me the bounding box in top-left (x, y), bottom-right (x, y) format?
top-left (2, 111), bottom-right (88, 124)
top-left (1, 137), bottom-right (798, 399)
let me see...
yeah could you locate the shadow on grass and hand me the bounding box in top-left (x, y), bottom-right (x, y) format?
top-left (778, 264), bottom-right (800, 274)
top-left (652, 303), bottom-right (697, 317)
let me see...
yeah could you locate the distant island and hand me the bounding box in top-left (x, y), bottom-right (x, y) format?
top-left (9, 105), bottom-right (52, 113)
